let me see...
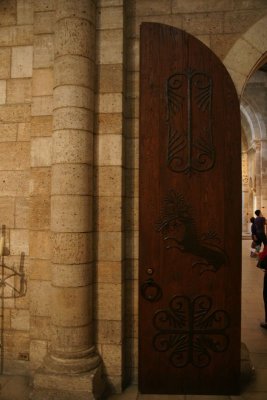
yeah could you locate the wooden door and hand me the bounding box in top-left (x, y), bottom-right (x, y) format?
top-left (139, 23), bottom-right (241, 395)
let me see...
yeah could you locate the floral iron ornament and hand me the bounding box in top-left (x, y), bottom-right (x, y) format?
top-left (156, 190), bottom-right (227, 273)
top-left (153, 295), bottom-right (230, 368)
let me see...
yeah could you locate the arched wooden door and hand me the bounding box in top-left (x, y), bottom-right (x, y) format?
top-left (139, 23), bottom-right (241, 395)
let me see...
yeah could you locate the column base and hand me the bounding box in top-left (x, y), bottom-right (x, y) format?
top-left (43, 348), bottom-right (101, 374)
top-left (240, 342), bottom-right (255, 384)
top-left (30, 364), bottom-right (105, 400)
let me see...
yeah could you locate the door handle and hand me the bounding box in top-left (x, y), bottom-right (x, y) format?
top-left (140, 278), bottom-right (162, 302)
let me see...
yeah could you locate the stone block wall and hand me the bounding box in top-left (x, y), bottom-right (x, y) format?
top-left (0, 0), bottom-right (54, 376)
top-left (0, 0), bottom-right (33, 375)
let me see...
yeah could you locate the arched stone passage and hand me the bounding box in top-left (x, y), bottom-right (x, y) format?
top-left (241, 98), bottom-right (265, 143)
top-left (223, 14), bottom-right (267, 96)
top-left (241, 99), bottom-right (263, 229)
top-left (224, 16), bottom-right (267, 232)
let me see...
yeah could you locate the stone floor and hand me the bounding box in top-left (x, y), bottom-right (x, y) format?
top-left (0, 239), bottom-right (267, 400)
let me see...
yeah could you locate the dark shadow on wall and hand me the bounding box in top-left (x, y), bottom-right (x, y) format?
top-left (122, 0), bottom-right (138, 391)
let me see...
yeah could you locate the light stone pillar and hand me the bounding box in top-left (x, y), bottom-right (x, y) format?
top-left (242, 152), bottom-right (249, 234)
top-left (255, 141), bottom-right (262, 209)
top-left (242, 190), bottom-right (249, 234)
top-left (31, 1), bottom-right (103, 399)
top-left (260, 140), bottom-right (267, 213)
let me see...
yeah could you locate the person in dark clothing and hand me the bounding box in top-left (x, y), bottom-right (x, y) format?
top-left (250, 217), bottom-right (260, 257)
top-left (254, 209), bottom-right (267, 248)
top-left (262, 272), bottom-right (267, 329)
top-left (258, 245), bottom-right (267, 329)
top-left (251, 217), bottom-right (257, 239)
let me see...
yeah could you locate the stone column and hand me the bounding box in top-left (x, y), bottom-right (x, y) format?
top-left (260, 139), bottom-right (267, 213)
top-left (255, 141), bottom-right (262, 209)
top-left (242, 152), bottom-right (249, 234)
top-left (32, 0), bottom-right (103, 398)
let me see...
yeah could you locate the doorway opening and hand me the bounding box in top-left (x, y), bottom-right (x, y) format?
top-left (241, 58), bottom-right (267, 384)
top-left (241, 61), bottom-right (267, 236)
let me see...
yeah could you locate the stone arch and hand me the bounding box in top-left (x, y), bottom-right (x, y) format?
top-left (223, 14), bottom-right (267, 96)
top-left (225, 15), bottom-right (267, 231)
top-left (241, 97), bottom-right (265, 144)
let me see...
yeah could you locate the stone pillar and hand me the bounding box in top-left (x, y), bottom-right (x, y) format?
top-left (255, 141), bottom-right (262, 209)
top-left (260, 139), bottom-right (267, 213)
top-left (31, 1), bottom-right (103, 398)
top-left (242, 152), bottom-right (249, 234)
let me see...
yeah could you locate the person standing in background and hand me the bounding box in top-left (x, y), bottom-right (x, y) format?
top-left (257, 245), bottom-right (267, 329)
top-left (250, 216), bottom-right (260, 257)
top-left (254, 209), bottom-right (267, 250)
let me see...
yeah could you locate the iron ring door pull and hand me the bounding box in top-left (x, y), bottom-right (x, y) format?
top-left (140, 278), bottom-right (162, 302)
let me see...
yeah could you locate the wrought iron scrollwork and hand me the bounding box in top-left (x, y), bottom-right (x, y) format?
top-left (0, 252), bottom-right (27, 299)
top-left (0, 226), bottom-right (27, 375)
top-left (153, 295), bottom-right (230, 368)
top-left (166, 69), bottom-right (215, 174)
